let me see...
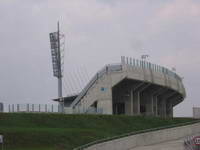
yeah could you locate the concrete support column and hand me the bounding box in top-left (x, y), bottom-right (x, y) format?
top-left (133, 91), bottom-right (140, 115)
top-left (145, 94), bottom-right (154, 116)
top-left (170, 103), bottom-right (173, 117)
top-left (166, 100), bottom-right (173, 117)
top-left (124, 89), bottom-right (133, 115)
top-left (153, 96), bottom-right (158, 116)
top-left (160, 99), bottom-right (166, 118)
top-left (150, 95), bottom-right (154, 115)
top-left (169, 102), bottom-right (173, 117)
top-left (130, 89), bottom-right (134, 115)
top-left (161, 92), bottom-right (177, 118)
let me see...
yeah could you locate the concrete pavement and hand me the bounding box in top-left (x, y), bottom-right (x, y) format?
top-left (130, 139), bottom-right (185, 150)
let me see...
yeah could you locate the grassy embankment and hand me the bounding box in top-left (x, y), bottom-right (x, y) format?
top-left (0, 113), bottom-right (196, 150)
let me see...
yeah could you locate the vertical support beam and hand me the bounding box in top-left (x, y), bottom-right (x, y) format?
top-left (143, 93), bottom-right (154, 116)
top-left (17, 104), bottom-right (19, 112)
top-left (130, 57), bottom-right (132, 66)
top-left (45, 104), bottom-right (47, 112)
top-left (169, 101), bottom-right (173, 117)
top-left (116, 105), bottom-right (118, 114)
top-left (39, 104), bottom-right (41, 112)
top-left (133, 91), bottom-right (140, 115)
top-left (57, 22), bottom-right (62, 98)
top-left (153, 96), bottom-right (158, 116)
top-left (12, 104), bottom-right (14, 112)
top-left (8, 104), bottom-right (11, 112)
top-left (58, 78), bottom-right (62, 98)
top-left (126, 57), bottom-right (129, 65)
top-left (52, 104), bottom-right (54, 113)
top-left (27, 104), bottom-right (29, 112)
top-left (137, 92), bottom-right (140, 115)
top-left (125, 89), bottom-right (132, 115)
top-left (32, 104), bottom-right (34, 112)
top-left (57, 22), bottom-right (63, 113)
top-left (170, 103), bottom-right (173, 117)
top-left (121, 56), bottom-right (125, 65)
top-left (161, 99), bottom-right (166, 118)
top-left (153, 88), bottom-right (169, 117)
top-left (130, 89), bottom-right (133, 115)
top-left (150, 95), bottom-right (154, 115)
top-left (166, 100), bottom-right (173, 117)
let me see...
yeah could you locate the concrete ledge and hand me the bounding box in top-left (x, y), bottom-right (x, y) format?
top-left (84, 122), bottom-right (200, 150)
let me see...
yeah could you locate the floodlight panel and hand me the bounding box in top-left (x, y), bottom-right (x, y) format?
top-left (50, 32), bottom-right (58, 42)
top-left (50, 32), bottom-right (60, 77)
top-left (49, 31), bottom-right (63, 78)
top-left (51, 43), bottom-right (57, 50)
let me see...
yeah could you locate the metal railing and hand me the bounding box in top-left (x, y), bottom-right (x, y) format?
top-left (121, 56), bottom-right (182, 82)
top-left (70, 64), bottom-right (122, 108)
top-left (2, 103), bottom-right (60, 113)
top-left (73, 120), bottom-right (200, 150)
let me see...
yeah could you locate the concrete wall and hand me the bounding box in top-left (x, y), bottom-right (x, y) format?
top-left (193, 107), bottom-right (200, 119)
top-left (73, 72), bottom-right (114, 114)
top-left (124, 65), bottom-right (185, 96)
top-left (85, 122), bottom-right (200, 150)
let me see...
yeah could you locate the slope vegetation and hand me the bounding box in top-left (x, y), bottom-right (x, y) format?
top-left (0, 113), bottom-right (195, 150)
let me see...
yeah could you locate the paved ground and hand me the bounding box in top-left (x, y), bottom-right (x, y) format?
top-left (131, 139), bottom-right (185, 150)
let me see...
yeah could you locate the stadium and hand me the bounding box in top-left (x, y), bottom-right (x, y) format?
top-left (54, 56), bottom-right (186, 118)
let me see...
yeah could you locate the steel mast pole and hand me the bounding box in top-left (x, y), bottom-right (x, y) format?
top-left (57, 21), bottom-right (63, 112)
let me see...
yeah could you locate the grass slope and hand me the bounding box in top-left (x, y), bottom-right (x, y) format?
top-left (0, 113), bottom-right (195, 150)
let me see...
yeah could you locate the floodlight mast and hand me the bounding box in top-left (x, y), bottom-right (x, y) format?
top-left (49, 22), bottom-right (64, 113)
top-left (57, 22), bottom-right (63, 112)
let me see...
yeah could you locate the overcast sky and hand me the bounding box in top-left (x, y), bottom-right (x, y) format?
top-left (0, 0), bottom-right (199, 116)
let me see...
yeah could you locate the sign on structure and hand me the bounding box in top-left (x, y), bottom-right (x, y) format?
top-left (194, 136), bottom-right (200, 146)
top-left (0, 135), bottom-right (3, 143)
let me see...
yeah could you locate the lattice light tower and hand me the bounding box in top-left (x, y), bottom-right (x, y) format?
top-left (49, 22), bottom-right (65, 112)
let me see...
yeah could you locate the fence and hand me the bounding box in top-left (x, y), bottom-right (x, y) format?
top-left (73, 106), bottom-right (103, 114)
top-left (0, 103), bottom-right (103, 114)
top-left (2, 103), bottom-right (60, 113)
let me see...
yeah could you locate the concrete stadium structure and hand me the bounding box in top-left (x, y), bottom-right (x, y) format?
top-left (59, 56), bottom-right (186, 117)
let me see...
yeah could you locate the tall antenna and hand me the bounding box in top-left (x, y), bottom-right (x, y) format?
top-left (49, 21), bottom-right (64, 112)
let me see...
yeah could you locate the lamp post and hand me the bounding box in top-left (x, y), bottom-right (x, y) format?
top-left (141, 54), bottom-right (149, 60)
top-left (141, 55), bottom-right (149, 68)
